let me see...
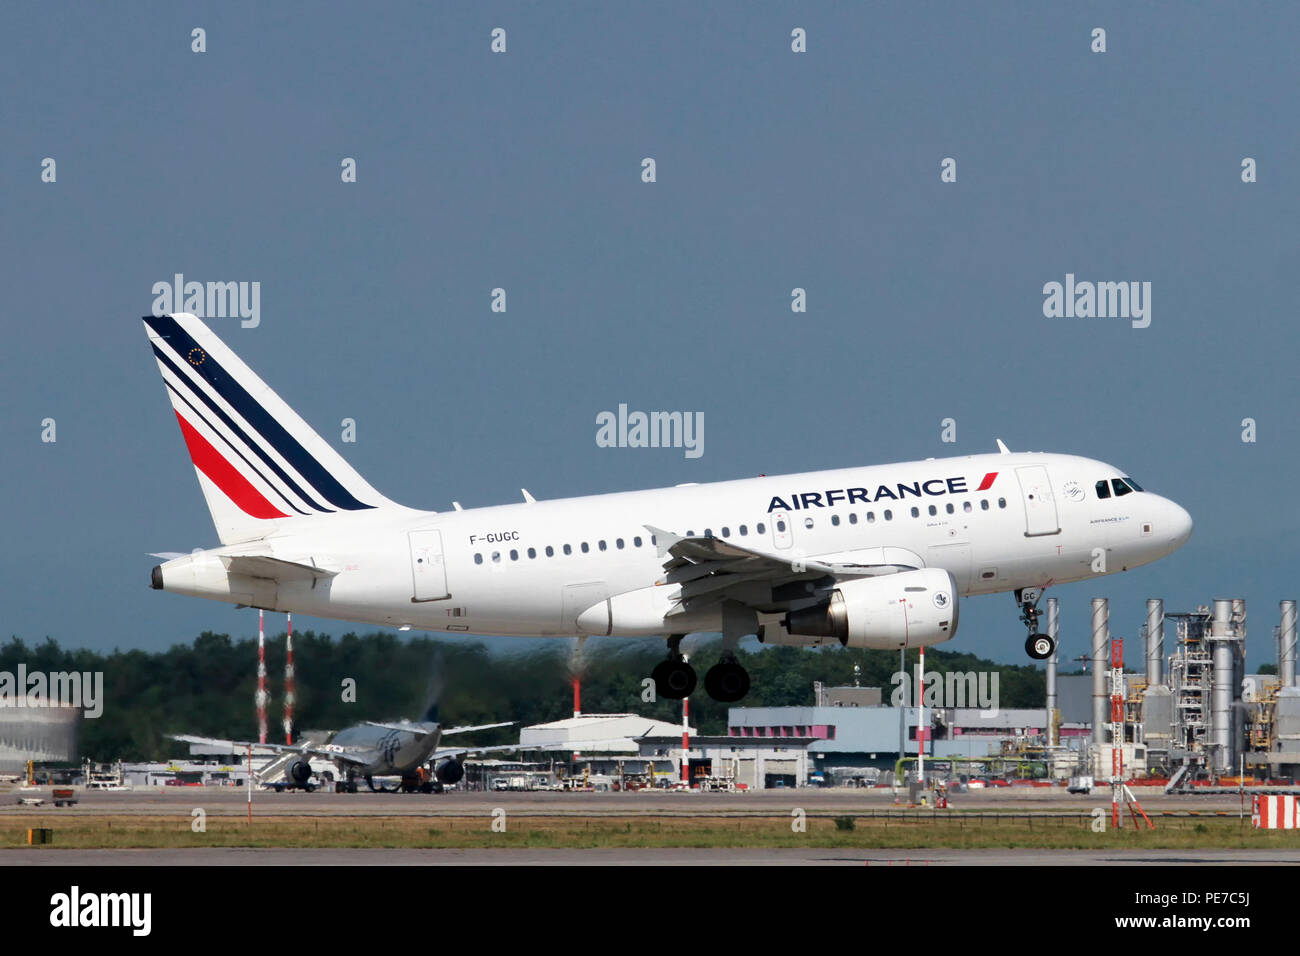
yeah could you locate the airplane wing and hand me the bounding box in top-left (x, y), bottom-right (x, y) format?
top-left (440, 721), bottom-right (516, 736)
top-left (169, 734), bottom-right (371, 767)
top-left (429, 742), bottom-right (545, 760)
top-left (361, 720), bottom-right (514, 735)
top-left (644, 525), bottom-right (921, 616)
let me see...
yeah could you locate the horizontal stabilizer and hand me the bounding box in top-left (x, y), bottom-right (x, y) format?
top-left (220, 555), bottom-right (337, 582)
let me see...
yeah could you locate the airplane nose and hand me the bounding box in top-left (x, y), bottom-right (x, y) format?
top-left (1167, 499), bottom-right (1193, 550)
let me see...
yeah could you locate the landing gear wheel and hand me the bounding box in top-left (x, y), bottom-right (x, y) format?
top-left (704, 660), bottom-right (751, 703)
top-left (1026, 633), bottom-right (1054, 660)
top-left (651, 658), bottom-right (697, 700)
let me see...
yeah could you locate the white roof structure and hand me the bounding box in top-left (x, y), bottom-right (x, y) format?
top-left (521, 713), bottom-right (696, 753)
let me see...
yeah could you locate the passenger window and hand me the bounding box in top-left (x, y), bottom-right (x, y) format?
top-left (803, 517), bottom-right (814, 529)
top-left (981, 499), bottom-right (989, 510)
top-left (928, 505), bottom-right (937, 516)
top-left (848, 513), bottom-right (858, 525)
top-left (492, 551), bottom-right (501, 563)
top-left (581, 542), bottom-right (590, 553)
top-left (510, 549), bottom-right (519, 561)
top-left (474, 553), bottom-right (483, 565)
top-left (563, 544), bottom-right (572, 555)
top-left (616, 538), bottom-right (624, 549)
top-left (527, 547), bottom-right (536, 559)
top-left (739, 525), bottom-right (748, 536)
top-left (704, 529), bottom-right (712, 538)
top-left (910, 507), bottom-right (919, 518)
top-left (598, 540), bottom-right (607, 551)
top-left (831, 515), bottom-right (840, 526)
top-left (946, 503), bottom-right (955, 514)
top-left (1095, 480), bottom-right (1111, 500)
top-left (776, 520), bottom-right (786, 532)
top-left (633, 536), bottom-right (642, 547)
top-left (867, 512), bottom-right (875, 523)
top-left (721, 527), bottom-right (730, 537)
top-left (884, 510), bottom-right (893, 520)
top-left (756, 523), bottom-right (766, 534)
top-left (1112, 478), bottom-right (1133, 497)
top-left (963, 501), bottom-right (972, 513)
top-left (545, 546), bottom-right (554, 557)
top-left (651, 534), bottom-right (657, 545)
top-left (998, 498), bottom-right (1007, 509)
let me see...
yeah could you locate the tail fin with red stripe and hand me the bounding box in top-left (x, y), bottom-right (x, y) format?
top-left (143, 313), bottom-right (402, 544)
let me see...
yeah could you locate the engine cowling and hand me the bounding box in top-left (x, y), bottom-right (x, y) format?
top-left (434, 757), bottom-right (464, 785)
top-left (784, 568), bottom-right (959, 649)
top-left (286, 759), bottom-right (312, 785)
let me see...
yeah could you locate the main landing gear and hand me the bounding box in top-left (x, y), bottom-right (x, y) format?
top-left (704, 656), bottom-right (750, 703)
top-left (651, 633), bottom-right (753, 703)
top-left (1018, 587), bottom-right (1055, 661)
top-left (651, 635), bottom-right (697, 700)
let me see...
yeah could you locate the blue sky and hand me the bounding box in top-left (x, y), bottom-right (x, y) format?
top-left (3, 3), bottom-right (1297, 670)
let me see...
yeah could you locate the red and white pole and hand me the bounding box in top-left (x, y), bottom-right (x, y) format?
top-left (572, 676), bottom-right (581, 719)
top-left (283, 613), bottom-right (295, 745)
top-left (917, 646), bottom-right (926, 786)
top-left (256, 610), bottom-right (268, 745)
top-left (682, 696), bottom-right (690, 786)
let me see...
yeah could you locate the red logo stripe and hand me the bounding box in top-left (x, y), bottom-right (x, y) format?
top-left (976, 472), bottom-right (998, 491)
top-left (175, 412), bottom-right (288, 519)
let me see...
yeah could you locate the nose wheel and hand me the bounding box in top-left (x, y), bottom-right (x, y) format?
top-left (652, 634), bottom-right (697, 700)
top-left (1026, 633), bottom-right (1055, 660)
top-left (1017, 587), bottom-right (1055, 661)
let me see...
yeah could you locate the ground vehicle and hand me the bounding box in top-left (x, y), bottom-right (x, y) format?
top-left (51, 788), bottom-right (78, 807)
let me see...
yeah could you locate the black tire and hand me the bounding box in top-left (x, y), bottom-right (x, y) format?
top-left (652, 659), bottom-right (696, 699)
top-left (1026, 633), bottom-right (1054, 660)
top-left (704, 662), bottom-right (751, 703)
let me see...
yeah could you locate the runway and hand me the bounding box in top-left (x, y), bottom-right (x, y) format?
top-left (0, 785), bottom-right (1264, 817)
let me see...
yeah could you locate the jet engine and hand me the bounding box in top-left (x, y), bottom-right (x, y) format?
top-left (783, 568), bottom-right (959, 649)
top-left (285, 759), bottom-right (312, 786)
top-left (433, 757), bottom-right (464, 785)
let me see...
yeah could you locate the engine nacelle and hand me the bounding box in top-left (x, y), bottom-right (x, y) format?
top-left (434, 757), bottom-right (464, 785)
top-left (784, 568), bottom-right (959, 649)
top-left (286, 759), bottom-right (312, 785)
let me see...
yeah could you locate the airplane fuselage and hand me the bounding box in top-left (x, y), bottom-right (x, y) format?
top-left (155, 451), bottom-right (1192, 648)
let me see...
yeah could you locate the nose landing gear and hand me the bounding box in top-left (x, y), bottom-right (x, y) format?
top-left (1018, 587), bottom-right (1055, 661)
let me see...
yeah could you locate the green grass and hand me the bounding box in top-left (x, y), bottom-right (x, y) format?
top-left (6, 813), bottom-right (1300, 851)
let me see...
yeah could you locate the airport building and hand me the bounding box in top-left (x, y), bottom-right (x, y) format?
top-left (0, 698), bottom-right (79, 775)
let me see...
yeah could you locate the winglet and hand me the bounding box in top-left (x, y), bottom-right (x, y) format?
top-left (644, 524), bottom-right (681, 558)
top-left (996, 439), bottom-right (1011, 454)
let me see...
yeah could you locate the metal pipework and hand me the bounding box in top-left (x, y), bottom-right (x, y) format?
top-left (1210, 599), bottom-right (1235, 774)
top-left (1145, 599), bottom-right (1164, 686)
top-left (1091, 598), bottom-right (1108, 747)
top-left (1046, 598), bottom-right (1059, 748)
top-left (1281, 600), bottom-right (1297, 688)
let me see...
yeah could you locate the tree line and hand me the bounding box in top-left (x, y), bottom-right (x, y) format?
top-left (1, 632), bottom-right (1047, 761)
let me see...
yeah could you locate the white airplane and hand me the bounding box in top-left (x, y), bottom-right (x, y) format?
top-left (144, 313), bottom-right (1193, 703)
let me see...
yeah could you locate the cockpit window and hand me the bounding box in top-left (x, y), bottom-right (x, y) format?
top-left (1112, 478), bottom-right (1133, 497)
top-left (1123, 476), bottom-right (1143, 492)
top-left (1095, 480), bottom-right (1111, 500)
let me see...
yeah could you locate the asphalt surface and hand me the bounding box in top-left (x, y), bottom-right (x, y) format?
top-left (0, 785), bottom-right (1265, 816)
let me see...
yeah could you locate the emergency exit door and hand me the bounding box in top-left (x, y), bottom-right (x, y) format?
top-left (409, 530), bottom-right (450, 601)
top-left (1015, 466), bottom-right (1060, 537)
